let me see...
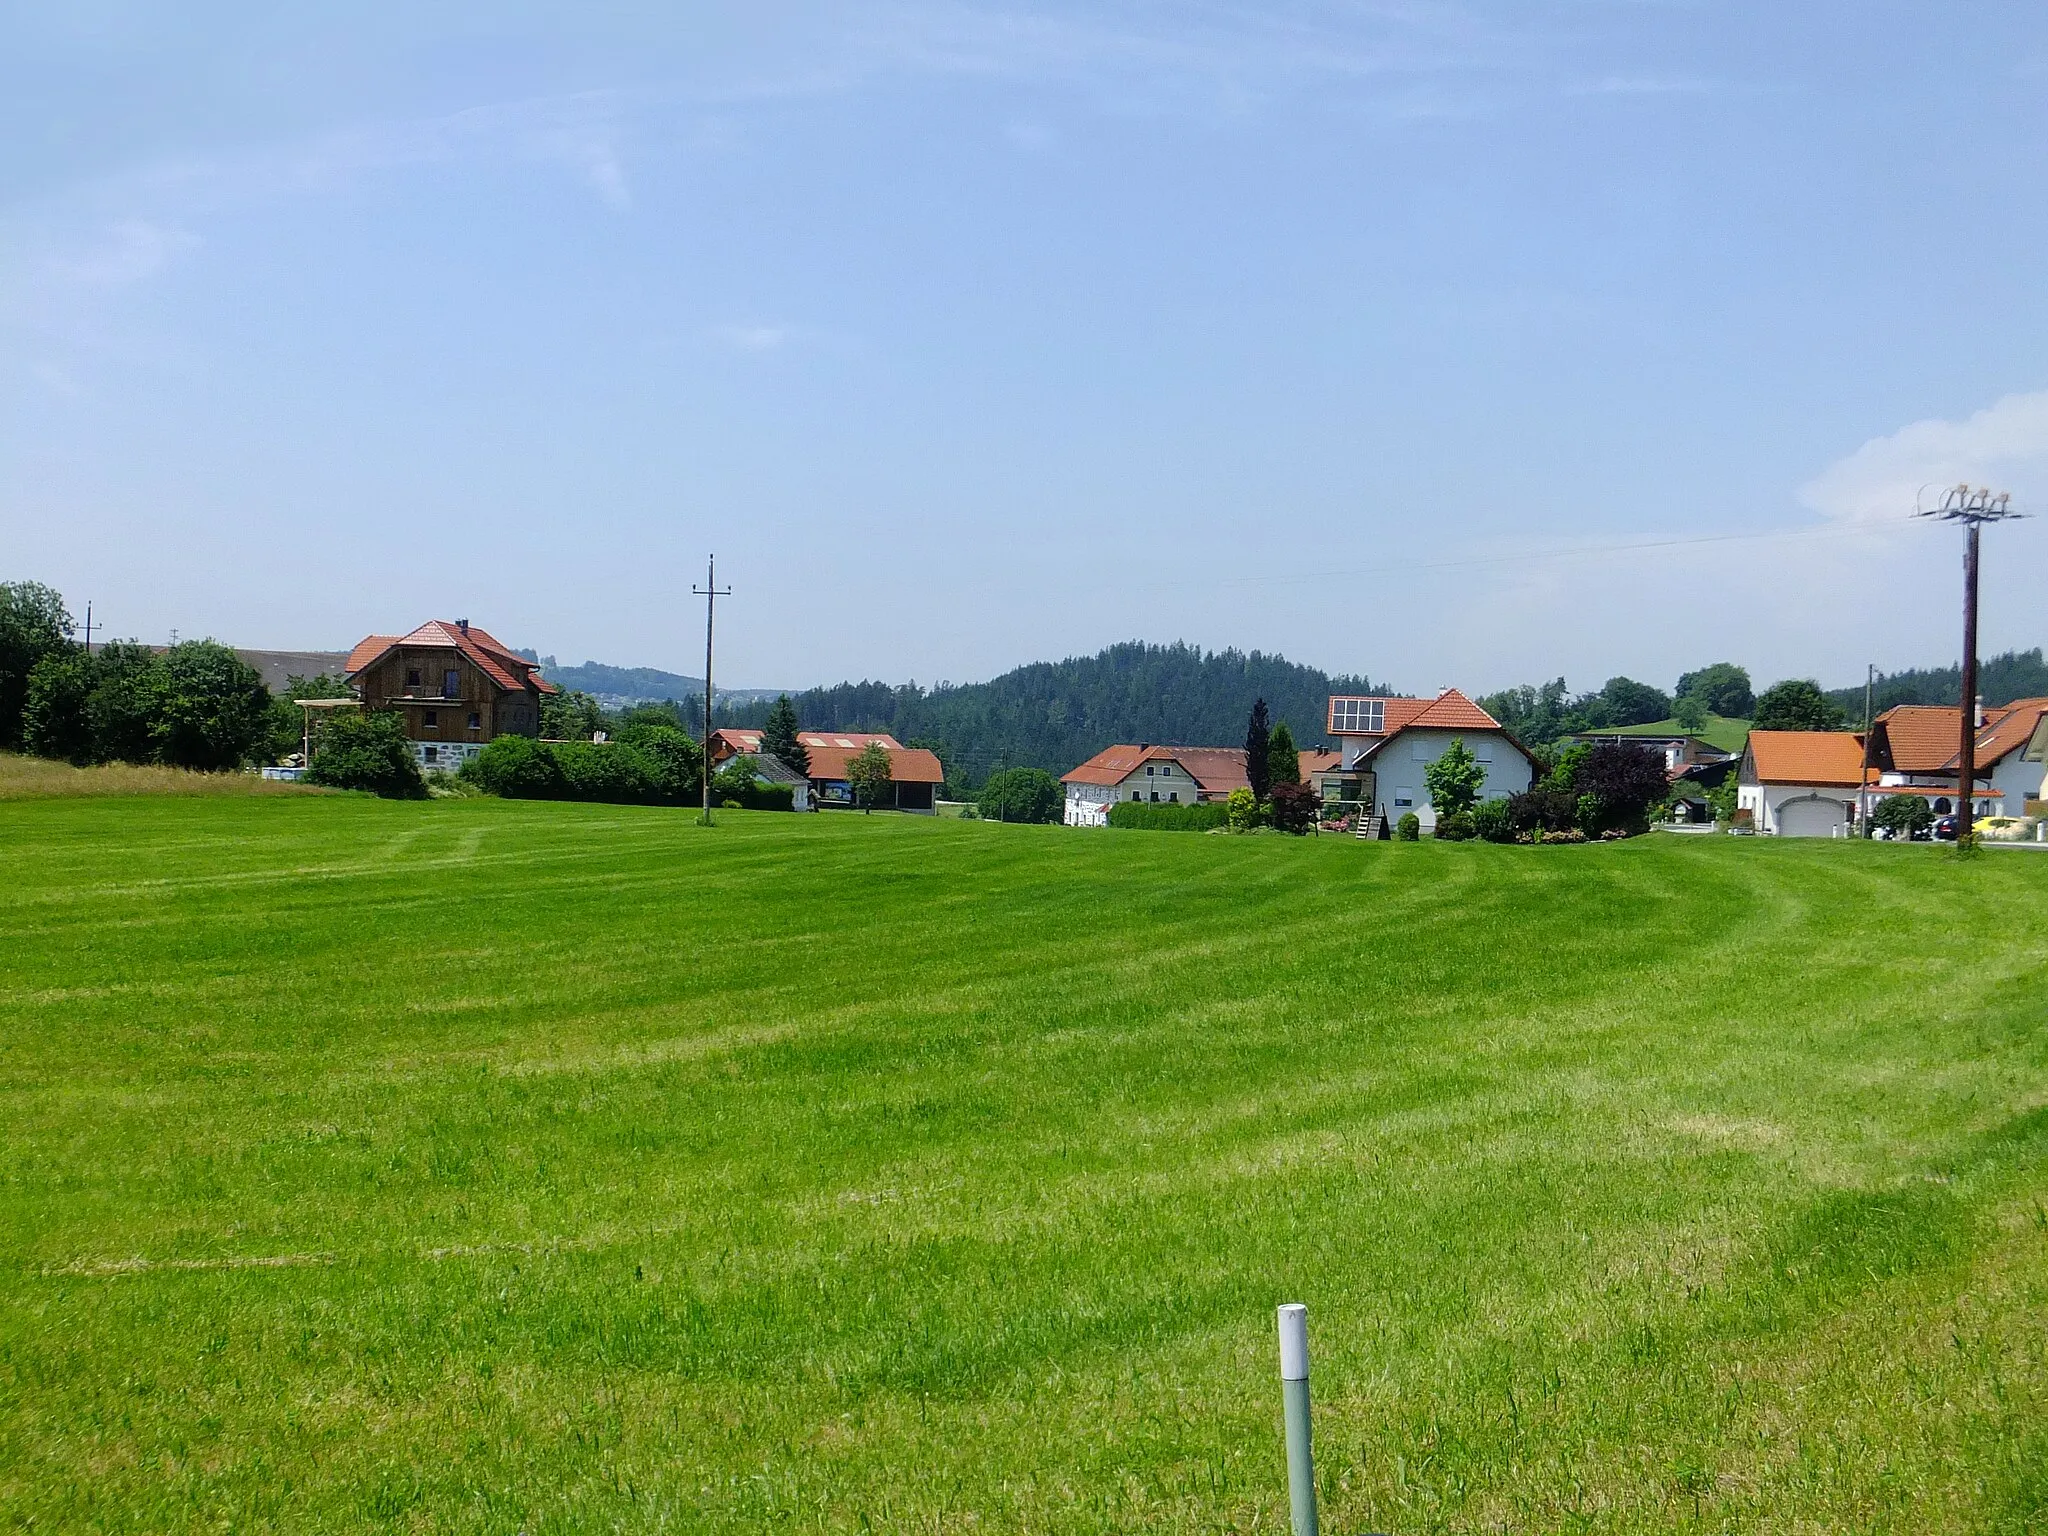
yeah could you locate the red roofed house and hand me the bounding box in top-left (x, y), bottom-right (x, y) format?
top-left (1060, 745), bottom-right (1249, 826)
top-left (1325, 689), bottom-right (1538, 832)
top-left (344, 619), bottom-right (557, 773)
top-left (1736, 731), bottom-right (1869, 836)
top-left (709, 728), bottom-right (943, 813)
top-left (1867, 699), bottom-right (2048, 819)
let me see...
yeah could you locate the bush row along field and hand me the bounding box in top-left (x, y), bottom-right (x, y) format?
top-left (0, 796), bottom-right (2044, 1533)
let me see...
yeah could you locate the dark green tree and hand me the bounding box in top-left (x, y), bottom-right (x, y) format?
top-left (1268, 720), bottom-right (1300, 785)
top-left (0, 581), bottom-right (74, 750)
top-left (976, 767), bottom-right (1061, 824)
top-left (1595, 677), bottom-right (1672, 727)
top-left (21, 651), bottom-right (97, 762)
top-left (1674, 662), bottom-right (1754, 718)
top-left (541, 689), bottom-right (606, 741)
top-left (86, 641), bottom-right (163, 764)
top-left (1244, 698), bottom-right (1272, 802)
top-left (1873, 793), bottom-right (1933, 838)
top-left (762, 694), bottom-right (810, 777)
top-left (307, 711), bottom-right (426, 797)
top-left (152, 641), bottom-right (272, 770)
top-left (1753, 679), bottom-right (1848, 732)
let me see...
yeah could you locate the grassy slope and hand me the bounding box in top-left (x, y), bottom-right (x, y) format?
top-left (0, 800), bottom-right (2043, 1534)
top-left (1580, 716), bottom-right (1752, 753)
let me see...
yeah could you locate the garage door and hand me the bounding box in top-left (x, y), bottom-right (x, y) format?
top-left (1777, 796), bottom-right (1845, 838)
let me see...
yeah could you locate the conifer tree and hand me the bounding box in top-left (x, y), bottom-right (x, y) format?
top-left (763, 693), bottom-right (809, 777)
top-left (1268, 720), bottom-right (1300, 785)
top-left (1244, 697), bottom-right (1272, 802)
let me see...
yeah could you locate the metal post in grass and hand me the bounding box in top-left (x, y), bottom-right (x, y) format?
top-left (1277, 1302), bottom-right (1318, 1536)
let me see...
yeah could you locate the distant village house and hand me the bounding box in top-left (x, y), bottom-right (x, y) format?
top-left (1060, 745), bottom-right (1250, 827)
top-left (709, 728), bottom-right (942, 813)
top-left (1325, 689), bottom-right (1537, 831)
top-left (344, 619), bottom-right (556, 771)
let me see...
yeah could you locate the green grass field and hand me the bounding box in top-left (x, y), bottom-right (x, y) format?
top-left (2, 797), bottom-right (2044, 1534)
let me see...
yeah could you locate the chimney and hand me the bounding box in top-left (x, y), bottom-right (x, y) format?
top-left (457, 618), bottom-right (469, 635)
top-left (1974, 695), bottom-right (1985, 728)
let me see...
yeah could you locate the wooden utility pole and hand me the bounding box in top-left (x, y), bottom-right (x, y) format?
top-left (1918, 486), bottom-right (2022, 849)
top-left (692, 554), bottom-right (732, 825)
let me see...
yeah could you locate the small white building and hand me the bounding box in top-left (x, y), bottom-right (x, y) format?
top-left (1061, 745), bottom-right (1249, 826)
top-left (1736, 731), bottom-right (1866, 836)
top-left (1325, 690), bottom-right (1537, 831)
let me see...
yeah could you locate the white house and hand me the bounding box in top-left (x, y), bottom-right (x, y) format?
top-left (1060, 745), bottom-right (1249, 826)
top-left (1736, 731), bottom-right (1867, 835)
top-left (1325, 689), bottom-right (1537, 831)
top-left (1868, 699), bottom-right (2048, 819)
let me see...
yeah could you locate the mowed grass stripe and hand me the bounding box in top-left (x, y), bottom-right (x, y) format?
top-left (0, 796), bottom-right (2044, 1532)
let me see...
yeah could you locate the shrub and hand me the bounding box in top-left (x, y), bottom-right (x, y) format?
top-left (551, 740), bottom-right (660, 803)
top-left (1107, 799), bottom-right (1230, 831)
top-left (978, 767), bottom-right (1061, 823)
top-left (1226, 786), bottom-right (1259, 832)
top-left (1572, 742), bottom-right (1669, 837)
top-left (1433, 808), bottom-right (1476, 841)
top-left (1473, 797), bottom-right (1514, 843)
top-left (1874, 794), bottom-right (1933, 838)
top-left (1396, 811), bottom-right (1420, 841)
top-left (1267, 779), bottom-right (1319, 834)
top-left (621, 725), bottom-right (703, 803)
top-left (466, 735), bottom-right (565, 799)
top-left (1507, 786), bottom-right (1577, 835)
top-left (307, 711), bottom-right (426, 798)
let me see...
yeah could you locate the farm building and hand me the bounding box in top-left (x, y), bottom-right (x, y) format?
top-left (1060, 745), bottom-right (1249, 826)
top-left (1325, 689), bottom-right (1537, 832)
top-left (343, 619), bottom-right (556, 771)
top-left (1866, 699), bottom-right (2048, 819)
top-left (710, 728), bottom-right (942, 812)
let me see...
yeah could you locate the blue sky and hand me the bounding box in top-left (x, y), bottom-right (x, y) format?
top-left (4, 2), bottom-right (2047, 696)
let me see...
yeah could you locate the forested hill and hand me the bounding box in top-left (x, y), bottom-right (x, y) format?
top-left (720, 641), bottom-right (1391, 789)
top-left (1824, 648), bottom-right (2048, 718)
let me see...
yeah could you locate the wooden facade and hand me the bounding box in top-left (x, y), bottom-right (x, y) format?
top-left (344, 620), bottom-right (553, 770)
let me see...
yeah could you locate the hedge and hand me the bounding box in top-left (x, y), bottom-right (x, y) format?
top-left (1106, 799), bottom-right (1229, 831)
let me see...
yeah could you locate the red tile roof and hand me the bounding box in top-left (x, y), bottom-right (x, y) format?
top-left (344, 621), bottom-right (556, 697)
top-left (1971, 698), bottom-right (2048, 767)
top-left (1876, 705), bottom-right (1964, 774)
top-left (1746, 730), bottom-right (1868, 787)
top-left (1298, 749), bottom-right (1342, 778)
top-left (805, 743), bottom-right (943, 784)
top-left (1327, 688), bottom-right (1501, 736)
top-left (1061, 745), bottom-right (1248, 796)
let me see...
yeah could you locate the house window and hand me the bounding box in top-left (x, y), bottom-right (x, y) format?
top-left (444, 669), bottom-right (460, 698)
top-left (423, 745), bottom-right (439, 763)
top-left (404, 668), bottom-right (421, 688)
top-left (1146, 764), bottom-right (1155, 776)
top-left (1331, 699), bottom-right (1385, 733)
top-left (1131, 790), bottom-right (1141, 801)
top-left (468, 712), bottom-right (481, 730)
top-left (1474, 740), bottom-right (1493, 762)
top-left (424, 710), bottom-right (439, 729)
top-left (1168, 791), bottom-right (1178, 802)
top-left (1394, 789), bottom-right (1414, 807)
top-left (1150, 791), bottom-right (1159, 801)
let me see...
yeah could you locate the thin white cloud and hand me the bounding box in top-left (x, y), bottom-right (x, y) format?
top-left (715, 324), bottom-right (792, 352)
top-left (1799, 390), bottom-right (2048, 525)
top-left (48, 219), bottom-right (198, 285)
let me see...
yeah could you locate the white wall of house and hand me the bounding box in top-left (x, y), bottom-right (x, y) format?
top-left (1738, 781), bottom-right (1860, 835)
top-left (1345, 729), bottom-right (1533, 830)
top-left (1984, 752), bottom-right (2047, 816)
top-left (1065, 758), bottom-right (1206, 826)
top-left (414, 740), bottom-right (484, 772)
top-left (1064, 782), bottom-right (1116, 826)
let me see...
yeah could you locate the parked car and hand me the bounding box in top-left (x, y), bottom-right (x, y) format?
top-left (1932, 814), bottom-right (1960, 842)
